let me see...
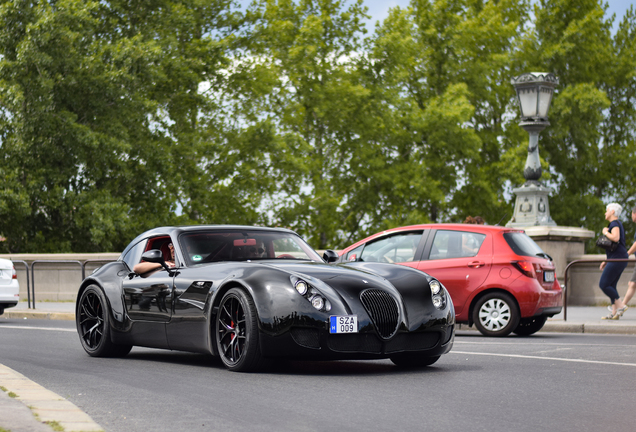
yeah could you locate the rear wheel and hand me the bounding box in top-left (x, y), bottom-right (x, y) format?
top-left (215, 288), bottom-right (266, 372)
top-left (77, 285), bottom-right (132, 357)
top-left (513, 316), bottom-right (548, 336)
top-left (390, 354), bottom-right (440, 368)
top-left (472, 292), bottom-right (520, 337)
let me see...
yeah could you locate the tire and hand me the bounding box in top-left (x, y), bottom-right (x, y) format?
top-left (390, 354), bottom-right (441, 368)
top-left (215, 288), bottom-right (266, 372)
top-left (513, 316), bottom-right (548, 336)
top-left (77, 285), bottom-right (132, 357)
top-left (472, 292), bottom-right (520, 337)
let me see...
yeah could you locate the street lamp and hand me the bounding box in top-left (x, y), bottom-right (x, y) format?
top-left (507, 72), bottom-right (559, 227)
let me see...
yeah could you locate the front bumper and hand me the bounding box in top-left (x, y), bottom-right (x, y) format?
top-left (260, 322), bottom-right (455, 360)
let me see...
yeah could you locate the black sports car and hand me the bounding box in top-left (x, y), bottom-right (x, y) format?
top-left (76, 226), bottom-right (455, 371)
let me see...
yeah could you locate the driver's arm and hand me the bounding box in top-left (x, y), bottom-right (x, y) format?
top-left (133, 261), bottom-right (162, 276)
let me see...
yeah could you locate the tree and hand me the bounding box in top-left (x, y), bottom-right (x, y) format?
top-left (364, 0), bottom-right (529, 230)
top-left (0, 0), bottom-right (257, 252)
top-left (243, 0), bottom-right (374, 248)
top-left (523, 0), bottom-right (636, 246)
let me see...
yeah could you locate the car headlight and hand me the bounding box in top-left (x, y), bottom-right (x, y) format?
top-left (311, 296), bottom-right (325, 310)
top-left (291, 277), bottom-right (331, 312)
top-left (295, 281), bottom-right (308, 295)
top-left (429, 279), bottom-right (446, 309)
top-left (429, 279), bottom-right (441, 295)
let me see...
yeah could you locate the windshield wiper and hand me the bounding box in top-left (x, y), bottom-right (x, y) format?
top-left (536, 252), bottom-right (553, 261)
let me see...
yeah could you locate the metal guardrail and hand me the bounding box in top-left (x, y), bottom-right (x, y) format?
top-left (30, 260), bottom-right (82, 309)
top-left (563, 258), bottom-right (636, 321)
top-left (26, 259), bottom-right (116, 309)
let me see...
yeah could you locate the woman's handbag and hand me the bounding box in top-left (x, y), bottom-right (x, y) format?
top-left (596, 235), bottom-right (618, 252)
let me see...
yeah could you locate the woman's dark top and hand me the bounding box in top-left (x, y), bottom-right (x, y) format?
top-left (607, 220), bottom-right (628, 259)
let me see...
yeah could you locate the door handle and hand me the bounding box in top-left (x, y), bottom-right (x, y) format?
top-left (467, 261), bottom-right (485, 268)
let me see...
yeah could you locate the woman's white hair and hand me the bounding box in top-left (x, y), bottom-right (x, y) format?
top-left (607, 203), bottom-right (623, 218)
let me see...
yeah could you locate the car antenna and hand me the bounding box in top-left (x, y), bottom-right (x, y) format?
top-left (495, 213), bottom-right (508, 226)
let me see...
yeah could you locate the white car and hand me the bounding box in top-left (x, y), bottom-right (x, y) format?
top-left (0, 258), bottom-right (19, 315)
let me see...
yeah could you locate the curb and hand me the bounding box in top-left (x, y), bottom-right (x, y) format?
top-left (3, 311), bottom-right (75, 321)
top-left (457, 322), bottom-right (636, 335)
top-left (0, 364), bottom-right (104, 432)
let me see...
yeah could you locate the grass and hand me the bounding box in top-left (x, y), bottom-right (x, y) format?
top-left (0, 386), bottom-right (7, 392)
top-left (7, 392), bottom-right (17, 398)
top-left (44, 420), bottom-right (64, 431)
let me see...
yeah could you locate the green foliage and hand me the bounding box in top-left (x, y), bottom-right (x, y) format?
top-left (0, 0), bottom-right (263, 252)
top-left (523, 0), bottom-right (636, 250)
top-left (1, 0), bottom-right (635, 252)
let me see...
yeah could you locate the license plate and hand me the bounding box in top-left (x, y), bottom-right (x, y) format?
top-left (544, 271), bottom-right (555, 282)
top-left (329, 316), bottom-right (358, 334)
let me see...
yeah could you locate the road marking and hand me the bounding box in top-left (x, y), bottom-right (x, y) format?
top-left (0, 325), bottom-right (75, 332)
top-left (451, 350), bottom-right (636, 367)
top-left (455, 340), bottom-right (636, 348)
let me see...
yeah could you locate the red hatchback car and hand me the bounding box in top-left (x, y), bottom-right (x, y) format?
top-left (338, 224), bottom-right (563, 337)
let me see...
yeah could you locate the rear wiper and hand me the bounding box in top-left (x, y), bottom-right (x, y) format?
top-left (536, 252), bottom-right (553, 261)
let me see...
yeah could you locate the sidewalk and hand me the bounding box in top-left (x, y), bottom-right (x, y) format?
top-left (1, 302), bottom-right (103, 432)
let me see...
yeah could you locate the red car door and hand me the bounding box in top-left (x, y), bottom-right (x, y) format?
top-left (417, 229), bottom-right (492, 316)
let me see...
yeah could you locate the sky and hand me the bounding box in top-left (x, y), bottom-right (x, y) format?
top-left (364, 0), bottom-right (634, 30)
top-left (237, 1), bottom-right (635, 32)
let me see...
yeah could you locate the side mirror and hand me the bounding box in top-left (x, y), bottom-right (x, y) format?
top-left (141, 249), bottom-right (171, 272)
top-left (141, 249), bottom-right (164, 263)
top-left (323, 250), bottom-right (339, 263)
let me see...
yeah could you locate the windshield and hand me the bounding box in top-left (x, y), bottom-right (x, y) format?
top-left (178, 230), bottom-right (322, 265)
top-left (503, 232), bottom-right (546, 257)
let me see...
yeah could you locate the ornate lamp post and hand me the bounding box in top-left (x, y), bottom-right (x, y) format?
top-left (507, 72), bottom-right (559, 227)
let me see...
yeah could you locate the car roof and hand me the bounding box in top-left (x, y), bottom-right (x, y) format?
top-left (121, 225), bottom-right (299, 257)
top-left (342, 223), bottom-right (524, 253)
top-left (368, 223), bottom-right (521, 234)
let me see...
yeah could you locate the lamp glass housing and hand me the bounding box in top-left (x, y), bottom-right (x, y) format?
top-left (518, 86), bottom-right (538, 118)
top-left (537, 86), bottom-right (554, 118)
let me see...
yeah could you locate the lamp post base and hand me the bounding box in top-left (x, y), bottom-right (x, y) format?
top-left (506, 182), bottom-right (556, 227)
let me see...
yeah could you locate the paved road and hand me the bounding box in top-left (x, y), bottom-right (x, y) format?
top-left (1, 318), bottom-right (636, 432)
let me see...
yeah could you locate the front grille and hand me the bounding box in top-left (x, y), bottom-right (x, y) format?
top-left (290, 328), bottom-right (321, 349)
top-left (385, 332), bottom-right (440, 353)
top-left (360, 289), bottom-right (399, 339)
top-left (327, 333), bottom-right (382, 353)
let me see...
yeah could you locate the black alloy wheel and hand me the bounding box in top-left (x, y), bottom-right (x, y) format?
top-left (215, 288), bottom-right (266, 372)
top-left (77, 285), bottom-right (131, 357)
top-left (513, 315), bottom-right (548, 336)
top-left (390, 354), bottom-right (441, 368)
top-left (472, 291), bottom-right (520, 337)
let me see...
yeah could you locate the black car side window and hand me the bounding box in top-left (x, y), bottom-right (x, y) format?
top-left (429, 230), bottom-right (486, 260)
top-left (121, 240), bottom-right (148, 271)
top-left (359, 232), bottom-right (423, 263)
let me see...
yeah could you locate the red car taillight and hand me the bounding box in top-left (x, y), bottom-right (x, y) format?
top-left (512, 261), bottom-right (536, 279)
top-left (12, 266), bottom-right (17, 279)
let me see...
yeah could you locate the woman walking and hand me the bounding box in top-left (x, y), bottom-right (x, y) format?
top-left (600, 203), bottom-right (629, 320)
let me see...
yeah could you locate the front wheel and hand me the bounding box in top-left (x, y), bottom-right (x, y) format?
top-left (513, 316), bottom-right (548, 336)
top-left (390, 354), bottom-right (440, 368)
top-left (472, 292), bottom-right (520, 337)
top-left (77, 285), bottom-right (132, 357)
top-left (215, 288), bottom-right (266, 372)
